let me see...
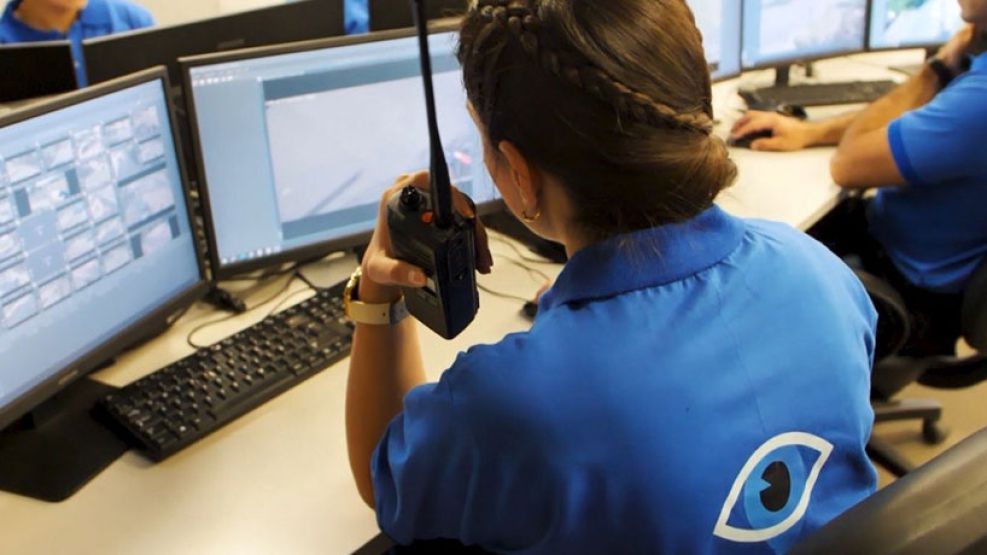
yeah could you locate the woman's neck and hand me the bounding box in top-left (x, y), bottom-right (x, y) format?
top-left (14, 1), bottom-right (81, 34)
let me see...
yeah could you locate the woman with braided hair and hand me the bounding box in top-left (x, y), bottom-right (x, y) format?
top-left (346, 1), bottom-right (878, 552)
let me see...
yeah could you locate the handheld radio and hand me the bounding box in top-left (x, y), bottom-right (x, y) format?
top-left (386, 0), bottom-right (480, 339)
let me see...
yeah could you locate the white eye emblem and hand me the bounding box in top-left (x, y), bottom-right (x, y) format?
top-left (713, 432), bottom-right (833, 543)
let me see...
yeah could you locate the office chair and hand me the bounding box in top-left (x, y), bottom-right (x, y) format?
top-left (353, 534), bottom-right (490, 554)
top-left (858, 256), bottom-right (987, 477)
top-left (790, 426), bottom-right (987, 555)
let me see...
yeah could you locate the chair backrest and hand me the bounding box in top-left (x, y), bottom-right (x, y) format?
top-left (853, 268), bottom-right (911, 363)
top-left (962, 256), bottom-right (987, 352)
top-left (790, 427), bottom-right (987, 555)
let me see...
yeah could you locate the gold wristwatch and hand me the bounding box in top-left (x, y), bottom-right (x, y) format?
top-left (343, 267), bottom-right (410, 325)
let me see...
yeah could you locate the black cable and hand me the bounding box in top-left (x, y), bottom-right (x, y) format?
top-left (500, 256), bottom-right (551, 283)
top-left (475, 252), bottom-right (553, 304)
top-left (490, 235), bottom-right (559, 266)
top-left (295, 269), bottom-right (325, 292)
top-left (218, 261), bottom-right (303, 285)
top-left (166, 304), bottom-right (194, 327)
top-left (477, 283), bottom-right (530, 303)
top-left (264, 286), bottom-right (317, 319)
top-left (185, 273), bottom-right (300, 350)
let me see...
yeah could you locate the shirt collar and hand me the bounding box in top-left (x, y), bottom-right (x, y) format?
top-left (538, 205), bottom-right (746, 312)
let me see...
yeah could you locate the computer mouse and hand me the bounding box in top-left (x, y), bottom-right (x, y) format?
top-left (728, 129), bottom-right (773, 149)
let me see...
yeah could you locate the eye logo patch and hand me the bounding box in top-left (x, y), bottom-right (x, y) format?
top-left (713, 432), bottom-right (833, 544)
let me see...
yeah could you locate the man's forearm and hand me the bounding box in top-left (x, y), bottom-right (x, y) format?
top-left (805, 112), bottom-right (860, 146)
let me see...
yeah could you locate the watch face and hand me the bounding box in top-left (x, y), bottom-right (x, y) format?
top-left (343, 269), bottom-right (361, 319)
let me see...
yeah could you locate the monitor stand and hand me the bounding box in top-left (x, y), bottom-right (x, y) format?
top-left (481, 204), bottom-right (567, 264)
top-left (774, 64), bottom-right (793, 87)
top-left (740, 65), bottom-right (797, 110)
top-left (0, 377), bottom-right (129, 502)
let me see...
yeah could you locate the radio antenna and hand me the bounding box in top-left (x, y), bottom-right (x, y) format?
top-left (411, 0), bottom-right (454, 228)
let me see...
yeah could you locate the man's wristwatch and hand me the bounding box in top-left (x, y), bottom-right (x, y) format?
top-left (928, 57), bottom-right (957, 89)
top-left (343, 267), bottom-right (410, 325)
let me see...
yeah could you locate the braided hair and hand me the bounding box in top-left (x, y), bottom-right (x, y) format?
top-left (458, 0), bottom-right (737, 240)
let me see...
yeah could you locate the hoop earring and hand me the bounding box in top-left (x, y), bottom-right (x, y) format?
top-left (521, 207), bottom-right (542, 223)
top-left (515, 183), bottom-right (541, 223)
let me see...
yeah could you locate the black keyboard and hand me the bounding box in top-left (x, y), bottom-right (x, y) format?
top-left (740, 80), bottom-right (898, 108)
top-left (98, 280), bottom-right (353, 461)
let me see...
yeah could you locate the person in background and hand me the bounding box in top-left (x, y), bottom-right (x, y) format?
top-left (345, 0), bottom-right (878, 552)
top-left (0, 0), bottom-right (154, 86)
top-left (344, 0), bottom-right (368, 34)
top-left (729, 2), bottom-right (987, 357)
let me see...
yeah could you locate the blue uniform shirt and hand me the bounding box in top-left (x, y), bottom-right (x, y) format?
top-left (0, 0), bottom-right (154, 87)
top-left (344, 0), bottom-right (368, 34)
top-left (372, 206), bottom-right (878, 554)
top-left (875, 51), bottom-right (987, 294)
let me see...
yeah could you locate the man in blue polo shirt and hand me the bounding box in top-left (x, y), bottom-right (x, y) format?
top-left (730, 7), bottom-right (987, 356)
top-left (0, 0), bottom-right (154, 86)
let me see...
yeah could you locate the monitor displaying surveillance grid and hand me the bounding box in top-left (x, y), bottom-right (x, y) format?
top-left (0, 78), bottom-right (199, 423)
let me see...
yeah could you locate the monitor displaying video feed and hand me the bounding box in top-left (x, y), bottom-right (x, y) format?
top-left (0, 72), bottom-right (203, 431)
top-left (687, 0), bottom-right (743, 81)
top-left (742, 0), bottom-right (868, 69)
top-left (868, 0), bottom-right (964, 50)
top-left (183, 27), bottom-right (500, 278)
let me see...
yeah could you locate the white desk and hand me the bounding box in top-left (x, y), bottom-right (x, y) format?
top-left (0, 49), bottom-right (925, 554)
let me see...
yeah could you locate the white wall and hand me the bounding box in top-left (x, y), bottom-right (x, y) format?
top-left (135, 0), bottom-right (286, 27)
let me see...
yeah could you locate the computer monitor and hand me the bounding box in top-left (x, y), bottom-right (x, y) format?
top-left (181, 24), bottom-right (501, 278)
top-left (82, 0), bottom-right (344, 88)
top-left (741, 0), bottom-right (868, 73)
top-left (868, 0), bottom-right (964, 51)
top-left (369, 0), bottom-right (466, 32)
top-left (0, 68), bottom-right (206, 434)
top-left (687, 0), bottom-right (743, 81)
top-left (0, 41), bottom-right (77, 103)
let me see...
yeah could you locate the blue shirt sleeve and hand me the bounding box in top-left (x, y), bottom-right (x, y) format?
top-left (371, 376), bottom-right (478, 544)
top-left (371, 349), bottom-right (556, 549)
top-left (888, 76), bottom-right (987, 186)
top-left (127, 3), bottom-right (155, 29)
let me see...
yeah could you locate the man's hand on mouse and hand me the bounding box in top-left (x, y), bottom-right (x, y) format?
top-left (730, 111), bottom-right (819, 152)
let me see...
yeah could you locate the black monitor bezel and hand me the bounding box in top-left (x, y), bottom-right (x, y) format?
top-left (0, 67), bottom-right (210, 433)
top-left (80, 0), bottom-right (345, 87)
top-left (0, 40), bottom-right (78, 102)
top-left (180, 19), bottom-right (501, 280)
top-left (739, 0), bottom-right (870, 72)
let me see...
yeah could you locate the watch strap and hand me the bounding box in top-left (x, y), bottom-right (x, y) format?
top-left (344, 268), bottom-right (410, 325)
top-left (347, 296), bottom-right (410, 326)
top-left (928, 58), bottom-right (957, 89)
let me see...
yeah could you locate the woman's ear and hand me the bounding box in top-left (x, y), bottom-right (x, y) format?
top-left (497, 141), bottom-right (540, 216)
